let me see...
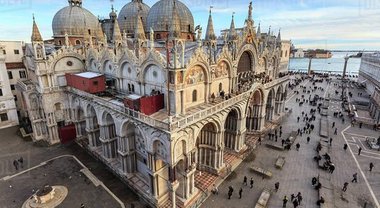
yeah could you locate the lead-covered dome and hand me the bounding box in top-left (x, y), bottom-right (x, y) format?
top-left (52, 0), bottom-right (99, 37)
top-left (147, 0), bottom-right (194, 33)
top-left (118, 0), bottom-right (150, 35)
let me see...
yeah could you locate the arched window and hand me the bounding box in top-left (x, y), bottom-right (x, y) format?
top-left (192, 90), bottom-right (197, 102)
top-left (156, 34), bottom-right (161, 40)
top-left (58, 40), bottom-right (62, 45)
top-left (132, 84), bottom-right (135, 93)
top-left (285, 51), bottom-right (288, 57)
top-left (128, 84), bottom-right (131, 92)
top-left (219, 83), bottom-right (223, 92)
top-left (75, 40), bottom-right (81, 45)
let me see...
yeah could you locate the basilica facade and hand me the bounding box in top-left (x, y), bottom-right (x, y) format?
top-left (18, 0), bottom-right (291, 207)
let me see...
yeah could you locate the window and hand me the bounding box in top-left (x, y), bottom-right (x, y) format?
top-left (88, 29), bottom-right (91, 35)
top-left (19, 71), bottom-right (26, 79)
top-left (0, 113), bottom-right (8, 122)
top-left (14, 50), bottom-right (19, 54)
top-left (0, 89), bottom-right (2, 96)
top-left (8, 71), bottom-right (13, 79)
top-left (10, 85), bottom-right (15, 90)
top-left (58, 40), bottom-right (62, 45)
top-left (14, 95), bottom-right (17, 101)
top-left (75, 40), bottom-right (81, 45)
top-left (93, 81), bottom-right (98, 86)
top-left (192, 90), bottom-right (197, 102)
top-left (131, 84), bottom-right (135, 93)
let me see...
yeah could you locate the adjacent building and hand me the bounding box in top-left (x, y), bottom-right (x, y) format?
top-left (18, 0), bottom-right (290, 207)
top-left (358, 53), bottom-right (380, 123)
top-left (0, 43), bottom-right (20, 129)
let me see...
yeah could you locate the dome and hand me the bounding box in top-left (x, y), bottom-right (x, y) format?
top-left (118, 0), bottom-right (150, 35)
top-left (52, 1), bottom-right (99, 37)
top-left (147, 0), bottom-right (194, 33)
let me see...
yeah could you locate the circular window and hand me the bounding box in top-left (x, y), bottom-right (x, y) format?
top-left (153, 71), bottom-right (158, 77)
top-left (128, 67), bottom-right (131, 73)
top-left (67, 61), bottom-right (73, 66)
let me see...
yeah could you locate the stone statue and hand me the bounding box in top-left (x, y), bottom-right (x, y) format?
top-left (64, 31), bottom-right (69, 46)
top-left (150, 27), bottom-right (154, 41)
top-left (197, 27), bottom-right (202, 41)
top-left (248, 2), bottom-right (253, 20)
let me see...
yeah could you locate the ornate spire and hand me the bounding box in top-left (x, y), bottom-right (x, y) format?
top-left (228, 12), bottom-right (237, 40)
top-left (134, 10), bottom-right (146, 40)
top-left (96, 21), bottom-right (105, 44)
top-left (268, 26), bottom-right (271, 35)
top-left (113, 17), bottom-right (122, 44)
top-left (109, 5), bottom-right (117, 20)
top-left (277, 29), bottom-right (281, 41)
top-left (205, 6), bottom-right (216, 41)
top-left (31, 14), bottom-right (43, 42)
top-left (248, 1), bottom-right (253, 21)
top-left (169, 0), bottom-right (181, 39)
top-left (68, 0), bottom-right (82, 7)
top-left (257, 22), bottom-right (261, 35)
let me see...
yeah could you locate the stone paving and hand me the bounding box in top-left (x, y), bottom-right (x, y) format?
top-left (202, 75), bottom-right (380, 208)
top-left (0, 127), bottom-right (143, 208)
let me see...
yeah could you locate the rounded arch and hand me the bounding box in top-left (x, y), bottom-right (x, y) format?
top-left (237, 51), bottom-right (253, 74)
top-left (53, 56), bottom-right (85, 73)
top-left (215, 60), bottom-right (232, 79)
top-left (184, 64), bottom-right (209, 85)
top-left (103, 60), bottom-right (114, 75)
top-left (276, 85), bottom-right (284, 101)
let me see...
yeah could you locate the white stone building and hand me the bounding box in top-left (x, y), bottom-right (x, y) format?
top-left (0, 44), bottom-right (19, 129)
top-left (18, 0), bottom-right (290, 207)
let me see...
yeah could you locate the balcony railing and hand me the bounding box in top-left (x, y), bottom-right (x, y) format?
top-left (264, 75), bottom-right (290, 89)
top-left (68, 87), bottom-right (170, 131)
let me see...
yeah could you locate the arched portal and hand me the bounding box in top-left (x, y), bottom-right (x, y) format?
top-left (100, 113), bottom-right (118, 159)
top-left (196, 122), bottom-right (223, 173)
top-left (275, 86), bottom-right (284, 114)
top-left (74, 107), bottom-right (86, 138)
top-left (265, 89), bottom-right (275, 122)
top-left (237, 51), bottom-right (255, 90)
top-left (224, 109), bottom-right (239, 151)
top-left (246, 90), bottom-right (264, 131)
top-left (86, 105), bottom-right (100, 147)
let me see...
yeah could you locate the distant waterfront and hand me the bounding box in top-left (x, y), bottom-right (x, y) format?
top-left (289, 52), bottom-right (361, 75)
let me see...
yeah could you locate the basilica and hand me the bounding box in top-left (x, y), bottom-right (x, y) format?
top-left (18, 0), bottom-right (291, 207)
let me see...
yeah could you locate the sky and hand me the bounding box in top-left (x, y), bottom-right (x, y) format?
top-left (0, 0), bottom-right (379, 50)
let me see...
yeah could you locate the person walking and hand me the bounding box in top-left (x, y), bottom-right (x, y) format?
top-left (282, 139), bottom-right (285, 147)
top-left (332, 122), bottom-right (335, 128)
top-left (352, 173), bottom-right (358, 183)
top-left (342, 182), bottom-right (349, 192)
top-left (334, 128), bottom-right (338, 135)
top-left (228, 186), bottom-right (234, 199)
top-left (329, 164), bottom-right (335, 174)
top-left (292, 198), bottom-right (299, 208)
top-left (239, 187), bottom-right (243, 199)
top-left (343, 144), bottom-right (348, 151)
top-left (250, 178), bottom-right (254, 189)
top-left (296, 143), bottom-right (300, 151)
top-left (13, 160), bottom-right (19, 171)
top-left (297, 192), bottom-right (303, 205)
top-left (297, 116), bottom-right (300, 123)
top-left (329, 138), bottom-right (333, 146)
top-left (243, 176), bottom-right (247, 186)
top-left (18, 157), bottom-right (24, 168)
top-left (283, 195), bottom-right (288, 207)
top-left (358, 147), bottom-right (362, 155)
top-left (307, 137), bottom-right (310, 143)
top-left (370, 162), bottom-right (374, 172)
top-left (275, 182), bottom-right (280, 192)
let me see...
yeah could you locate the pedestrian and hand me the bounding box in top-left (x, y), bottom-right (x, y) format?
top-left (279, 130), bottom-right (282, 137)
top-left (250, 178), bottom-right (254, 189)
top-left (329, 164), bottom-right (335, 174)
top-left (370, 162), bottom-right (374, 172)
top-left (283, 195), bottom-right (288, 207)
top-left (297, 116), bottom-right (300, 123)
top-left (212, 184), bottom-right (218, 195)
top-left (80, 204), bottom-right (85, 208)
top-left (307, 137), bottom-right (310, 143)
top-left (312, 177), bottom-right (317, 186)
top-left (352, 173), bottom-right (358, 183)
top-left (228, 186), bottom-right (234, 199)
top-left (297, 192), bottom-right (303, 205)
top-left (275, 182), bottom-right (280, 192)
top-left (291, 194), bottom-right (295, 201)
top-left (334, 128), bottom-right (337, 135)
top-left (296, 143), bottom-right (300, 151)
top-left (343, 144), bottom-right (348, 151)
top-left (239, 187), bottom-right (243, 199)
top-left (281, 139), bottom-right (285, 147)
top-left (18, 157), bottom-right (24, 168)
top-left (292, 198), bottom-right (299, 208)
top-left (258, 137), bottom-right (262, 145)
top-left (243, 176), bottom-right (247, 186)
top-left (358, 147), bottom-right (362, 155)
top-left (13, 160), bottom-right (19, 171)
top-left (329, 138), bottom-right (333, 146)
top-left (359, 123), bottom-right (363, 128)
top-left (332, 122), bottom-right (335, 128)
top-left (342, 182), bottom-right (349, 192)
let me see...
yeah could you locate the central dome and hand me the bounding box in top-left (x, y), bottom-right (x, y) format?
top-left (118, 0), bottom-right (150, 35)
top-left (146, 0), bottom-right (194, 34)
top-left (52, 1), bottom-right (99, 37)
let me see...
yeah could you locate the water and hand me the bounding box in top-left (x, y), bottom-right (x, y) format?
top-left (289, 52), bottom-right (361, 75)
